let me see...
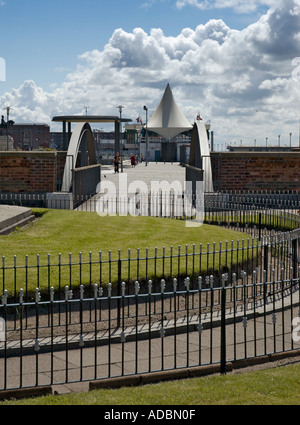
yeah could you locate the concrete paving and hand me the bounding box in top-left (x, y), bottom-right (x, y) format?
top-left (0, 205), bottom-right (35, 235)
top-left (100, 162), bottom-right (186, 194)
top-left (77, 162), bottom-right (190, 213)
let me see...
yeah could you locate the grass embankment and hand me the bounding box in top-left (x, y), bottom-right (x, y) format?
top-left (1, 363), bottom-right (300, 405)
top-left (0, 209), bottom-right (252, 296)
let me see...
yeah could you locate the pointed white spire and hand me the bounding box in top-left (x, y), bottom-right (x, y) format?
top-left (147, 84), bottom-right (192, 139)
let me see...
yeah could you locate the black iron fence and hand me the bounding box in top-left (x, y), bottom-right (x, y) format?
top-left (0, 271), bottom-right (300, 390)
top-left (0, 193), bottom-right (300, 391)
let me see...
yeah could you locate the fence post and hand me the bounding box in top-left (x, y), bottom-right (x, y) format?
top-left (220, 274), bottom-right (227, 374)
top-left (263, 240), bottom-right (269, 283)
top-left (117, 251), bottom-right (122, 328)
top-left (292, 238), bottom-right (298, 280)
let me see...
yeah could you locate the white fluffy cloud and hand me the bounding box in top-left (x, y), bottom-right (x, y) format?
top-left (1, 0), bottom-right (300, 146)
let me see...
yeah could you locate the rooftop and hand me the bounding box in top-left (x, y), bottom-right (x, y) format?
top-left (52, 115), bottom-right (132, 124)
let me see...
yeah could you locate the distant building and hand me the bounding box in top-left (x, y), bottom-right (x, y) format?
top-left (50, 132), bottom-right (65, 150)
top-left (6, 123), bottom-right (50, 150)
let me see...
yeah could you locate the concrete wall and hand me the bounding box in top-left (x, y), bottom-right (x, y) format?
top-left (0, 151), bottom-right (67, 193)
top-left (211, 151), bottom-right (300, 192)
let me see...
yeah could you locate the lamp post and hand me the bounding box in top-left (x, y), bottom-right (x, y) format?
top-left (266, 137), bottom-right (268, 148)
top-left (143, 105), bottom-right (148, 166)
top-left (6, 106), bottom-right (11, 151)
top-left (117, 105), bottom-right (124, 172)
top-left (290, 132), bottom-right (292, 148)
top-left (278, 134), bottom-right (281, 147)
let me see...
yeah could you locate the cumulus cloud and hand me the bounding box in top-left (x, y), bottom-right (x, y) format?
top-left (1, 0), bottom-right (300, 146)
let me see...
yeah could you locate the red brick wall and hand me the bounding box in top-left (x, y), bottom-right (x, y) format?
top-left (210, 152), bottom-right (300, 191)
top-left (0, 152), bottom-right (67, 193)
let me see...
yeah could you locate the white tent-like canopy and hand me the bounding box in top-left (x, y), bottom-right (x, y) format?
top-left (147, 84), bottom-right (192, 139)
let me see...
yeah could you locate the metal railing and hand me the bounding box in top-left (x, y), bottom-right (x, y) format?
top-left (0, 271), bottom-right (299, 389)
top-left (0, 193), bottom-right (300, 391)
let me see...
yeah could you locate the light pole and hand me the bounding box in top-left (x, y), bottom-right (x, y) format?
top-left (117, 105), bottom-right (125, 172)
top-left (290, 132), bottom-right (292, 148)
top-left (143, 105), bottom-right (148, 166)
top-left (6, 106), bottom-right (11, 151)
top-left (266, 137), bottom-right (268, 148)
top-left (278, 134), bottom-right (281, 147)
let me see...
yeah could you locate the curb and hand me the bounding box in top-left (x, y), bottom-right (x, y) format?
top-left (0, 386), bottom-right (52, 401)
top-left (88, 349), bottom-right (300, 391)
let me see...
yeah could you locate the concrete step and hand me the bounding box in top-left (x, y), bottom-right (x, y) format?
top-left (0, 205), bottom-right (35, 235)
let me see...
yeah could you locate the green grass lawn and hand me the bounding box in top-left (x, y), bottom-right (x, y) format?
top-left (0, 209), bottom-right (253, 296)
top-left (1, 363), bottom-right (300, 405)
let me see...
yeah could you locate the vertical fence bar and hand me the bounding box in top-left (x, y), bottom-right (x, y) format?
top-left (19, 289), bottom-right (24, 389)
top-left (2, 290), bottom-right (8, 390)
top-left (117, 250), bottom-right (122, 328)
top-left (209, 275), bottom-right (214, 364)
top-left (79, 285), bottom-right (84, 382)
top-left (233, 273), bottom-right (237, 361)
top-left (173, 278), bottom-right (177, 370)
top-left (50, 287), bottom-right (54, 386)
top-left (160, 279), bottom-right (165, 371)
top-left (93, 284), bottom-right (98, 381)
top-left (35, 288), bottom-right (41, 388)
top-left (108, 283), bottom-right (112, 378)
top-left (220, 274), bottom-right (227, 374)
top-left (65, 286), bottom-right (69, 384)
top-left (198, 277), bottom-right (202, 366)
top-left (263, 270), bottom-right (267, 355)
top-left (148, 280), bottom-right (152, 373)
top-left (185, 277), bottom-right (190, 368)
top-left (121, 282), bottom-right (126, 377)
top-left (135, 281), bottom-right (139, 375)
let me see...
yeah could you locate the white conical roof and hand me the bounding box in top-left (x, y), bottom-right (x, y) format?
top-left (147, 84), bottom-right (192, 139)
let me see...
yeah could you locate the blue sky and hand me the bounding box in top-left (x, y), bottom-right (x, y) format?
top-left (0, 0), bottom-right (299, 146)
top-left (0, 0), bottom-right (268, 90)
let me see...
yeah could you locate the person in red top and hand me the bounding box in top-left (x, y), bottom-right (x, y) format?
top-left (130, 153), bottom-right (136, 167)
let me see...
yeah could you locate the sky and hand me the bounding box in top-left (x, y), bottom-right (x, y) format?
top-left (0, 0), bottom-right (300, 148)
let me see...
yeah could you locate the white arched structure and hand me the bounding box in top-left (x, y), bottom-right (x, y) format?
top-left (189, 121), bottom-right (214, 193)
top-left (61, 122), bottom-right (97, 192)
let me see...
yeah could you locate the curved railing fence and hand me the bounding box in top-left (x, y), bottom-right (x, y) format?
top-left (0, 192), bottom-right (300, 392)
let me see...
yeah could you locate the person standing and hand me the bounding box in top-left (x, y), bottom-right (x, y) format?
top-left (113, 152), bottom-right (120, 173)
top-left (130, 153), bottom-right (136, 167)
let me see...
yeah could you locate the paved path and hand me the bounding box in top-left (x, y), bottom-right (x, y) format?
top-left (0, 205), bottom-right (34, 235)
top-left (100, 162), bottom-right (186, 193)
top-left (77, 162), bottom-right (192, 214)
top-left (1, 286), bottom-right (299, 395)
top-left (77, 162), bottom-right (186, 209)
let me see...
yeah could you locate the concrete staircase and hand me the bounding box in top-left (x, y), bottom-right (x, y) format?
top-left (0, 205), bottom-right (35, 235)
